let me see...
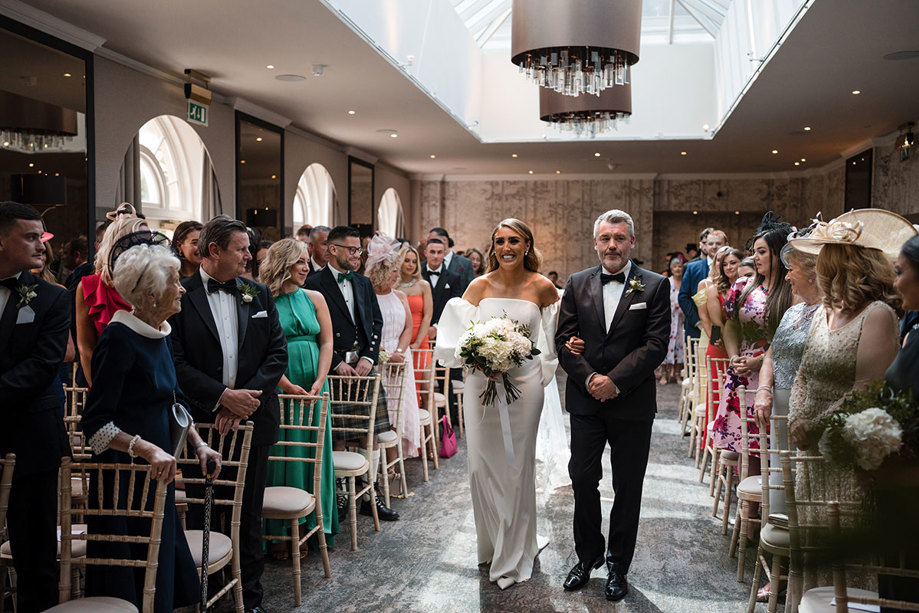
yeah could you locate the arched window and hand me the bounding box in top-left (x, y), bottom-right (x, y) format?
top-left (377, 187), bottom-right (404, 237)
top-left (293, 163), bottom-right (336, 227)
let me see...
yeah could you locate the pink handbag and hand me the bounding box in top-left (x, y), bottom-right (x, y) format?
top-left (439, 416), bottom-right (457, 458)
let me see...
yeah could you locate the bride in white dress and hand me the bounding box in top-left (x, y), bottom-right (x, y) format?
top-left (434, 219), bottom-right (561, 590)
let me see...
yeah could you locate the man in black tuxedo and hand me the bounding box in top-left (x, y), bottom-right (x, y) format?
top-left (421, 238), bottom-right (462, 332)
top-left (556, 209), bottom-right (670, 602)
top-left (169, 215), bottom-right (287, 613)
top-left (306, 225), bottom-right (330, 277)
top-left (304, 225), bottom-right (398, 521)
top-left (427, 227), bottom-right (474, 293)
top-left (0, 202), bottom-right (72, 613)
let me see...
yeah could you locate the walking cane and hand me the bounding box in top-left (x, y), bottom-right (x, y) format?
top-left (200, 459), bottom-right (217, 611)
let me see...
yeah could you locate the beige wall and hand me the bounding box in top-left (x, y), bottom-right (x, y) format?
top-left (874, 136), bottom-right (919, 220)
top-left (284, 131), bottom-right (349, 229)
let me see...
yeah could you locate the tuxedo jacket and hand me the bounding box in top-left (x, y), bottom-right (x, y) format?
top-left (678, 258), bottom-right (709, 338)
top-left (421, 268), bottom-right (461, 326)
top-left (0, 271), bottom-right (72, 475)
top-left (169, 274), bottom-right (287, 446)
top-left (304, 266), bottom-right (382, 370)
top-left (555, 264), bottom-right (670, 420)
top-left (447, 252), bottom-right (475, 293)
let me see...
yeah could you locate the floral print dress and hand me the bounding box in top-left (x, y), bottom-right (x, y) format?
top-left (711, 277), bottom-right (770, 453)
top-left (663, 276), bottom-right (685, 365)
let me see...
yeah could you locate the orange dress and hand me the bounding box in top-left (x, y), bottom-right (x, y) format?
top-left (407, 294), bottom-right (431, 403)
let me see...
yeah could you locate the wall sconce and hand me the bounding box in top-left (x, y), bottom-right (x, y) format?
top-left (898, 122), bottom-right (915, 162)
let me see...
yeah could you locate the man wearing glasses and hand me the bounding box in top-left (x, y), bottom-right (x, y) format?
top-left (305, 226), bottom-right (397, 520)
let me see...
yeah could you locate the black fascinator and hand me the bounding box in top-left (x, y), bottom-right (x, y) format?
top-left (108, 230), bottom-right (171, 272)
top-left (746, 211), bottom-right (794, 252)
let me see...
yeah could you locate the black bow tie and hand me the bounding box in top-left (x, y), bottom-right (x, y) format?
top-left (600, 272), bottom-right (626, 285)
top-left (207, 278), bottom-right (238, 294)
top-left (0, 277), bottom-right (19, 291)
top-left (427, 269), bottom-right (441, 276)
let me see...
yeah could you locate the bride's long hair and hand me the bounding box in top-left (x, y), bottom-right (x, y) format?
top-left (485, 218), bottom-right (542, 273)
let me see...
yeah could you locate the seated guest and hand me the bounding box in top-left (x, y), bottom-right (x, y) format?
top-left (172, 220), bottom-right (203, 278)
top-left (259, 238), bottom-right (339, 555)
top-left (305, 225), bottom-right (397, 521)
top-left (81, 241), bottom-right (222, 612)
top-left (365, 234), bottom-right (421, 459)
top-left (0, 202), bottom-right (72, 613)
top-left (75, 210), bottom-right (148, 385)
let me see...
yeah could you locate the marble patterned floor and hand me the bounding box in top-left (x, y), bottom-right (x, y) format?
top-left (257, 375), bottom-right (762, 612)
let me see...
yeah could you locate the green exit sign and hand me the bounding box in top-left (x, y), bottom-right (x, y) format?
top-left (187, 100), bottom-right (208, 126)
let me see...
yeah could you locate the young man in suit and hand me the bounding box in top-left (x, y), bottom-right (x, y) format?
top-left (0, 202), bottom-right (72, 613)
top-left (556, 209), bottom-right (670, 602)
top-left (421, 238), bottom-right (462, 337)
top-left (306, 225), bottom-right (330, 277)
top-left (678, 228), bottom-right (726, 339)
top-left (428, 227), bottom-right (474, 293)
top-left (169, 215), bottom-right (287, 613)
top-left (304, 225), bottom-right (398, 521)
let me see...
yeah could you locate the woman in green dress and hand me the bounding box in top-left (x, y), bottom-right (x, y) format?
top-left (260, 238), bottom-right (337, 556)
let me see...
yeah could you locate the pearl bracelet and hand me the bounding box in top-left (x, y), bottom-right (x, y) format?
top-left (127, 434), bottom-right (141, 458)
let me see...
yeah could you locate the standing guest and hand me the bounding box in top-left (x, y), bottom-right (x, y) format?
top-left (169, 215), bottom-right (288, 613)
top-left (80, 242), bottom-right (222, 612)
top-left (255, 240), bottom-right (273, 274)
top-left (547, 270), bottom-right (564, 289)
top-left (712, 214), bottom-right (792, 466)
top-left (32, 234), bottom-right (57, 283)
top-left (366, 235), bottom-right (421, 459)
top-left (428, 227), bottom-right (475, 292)
top-left (304, 225), bottom-right (397, 521)
top-left (696, 246), bottom-right (732, 348)
top-left (422, 238), bottom-right (462, 341)
top-left (296, 224), bottom-right (313, 242)
top-left (465, 247), bottom-right (486, 278)
top-left (660, 255), bottom-right (686, 384)
top-left (685, 243), bottom-right (701, 262)
top-left (240, 226), bottom-right (261, 281)
top-left (0, 202), bottom-right (72, 613)
top-left (889, 234), bottom-right (919, 398)
top-left (307, 225), bottom-right (331, 276)
top-left (172, 220), bottom-right (203, 279)
top-left (75, 213), bottom-right (148, 386)
top-left (678, 228), bottom-right (726, 339)
top-left (259, 238), bottom-right (338, 556)
top-left (61, 237), bottom-right (90, 288)
top-left (399, 244), bottom-right (433, 406)
top-left (738, 257), bottom-right (755, 278)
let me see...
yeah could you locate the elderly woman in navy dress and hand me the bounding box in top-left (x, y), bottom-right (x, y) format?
top-left (81, 241), bottom-right (222, 612)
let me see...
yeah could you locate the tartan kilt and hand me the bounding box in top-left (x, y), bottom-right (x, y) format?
top-left (330, 383), bottom-right (390, 442)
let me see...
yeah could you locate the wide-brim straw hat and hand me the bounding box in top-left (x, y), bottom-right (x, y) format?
top-left (788, 209), bottom-right (917, 260)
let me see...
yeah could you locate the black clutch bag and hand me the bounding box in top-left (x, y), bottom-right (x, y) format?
top-left (169, 392), bottom-right (193, 458)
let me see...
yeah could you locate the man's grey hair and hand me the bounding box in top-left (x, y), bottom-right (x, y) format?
top-left (309, 225), bottom-right (331, 242)
top-left (199, 215), bottom-right (247, 259)
top-left (593, 209), bottom-right (634, 238)
top-left (112, 244), bottom-right (179, 308)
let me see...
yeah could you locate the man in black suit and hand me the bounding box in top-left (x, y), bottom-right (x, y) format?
top-left (555, 209), bottom-right (670, 602)
top-left (304, 225), bottom-right (398, 520)
top-left (306, 225), bottom-right (330, 277)
top-left (0, 202), bottom-right (72, 613)
top-left (421, 238), bottom-right (462, 334)
top-left (678, 228), bottom-right (726, 339)
top-left (427, 227), bottom-right (474, 293)
top-left (169, 215), bottom-right (287, 613)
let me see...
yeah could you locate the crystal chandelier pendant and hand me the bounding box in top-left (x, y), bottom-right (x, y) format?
top-left (539, 83), bottom-right (632, 137)
top-left (521, 48), bottom-right (632, 98)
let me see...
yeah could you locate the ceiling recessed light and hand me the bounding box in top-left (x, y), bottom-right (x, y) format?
top-left (429, 154), bottom-right (436, 159)
top-left (594, 152), bottom-right (601, 157)
top-left (702, 123), bottom-right (710, 132)
top-left (256, 137), bottom-right (263, 142)
top-left (240, 160), bottom-right (246, 164)
top-left (771, 149), bottom-right (779, 154)
top-left (347, 110), bottom-right (356, 115)
top-left (555, 170), bottom-right (561, 174)
top-left (266, 64), bottom-right (275, 69)
top-left (271, 174), bottom-right (277, 179)
top-left (794, 162), bottom-right (800, 166)
top-left (275, 74), bottom-right (306, 82)
top-left (851, 90), bottom-right (861, 95)
top-left (511, 153), bottom-right (518, 158)
top-left (63, 73), bottom-right (71, 77)
top-left (800, 158), bottom-right (806, 162)
top-left (390, 133), bottom-right (398, 138)
top-left (680, 151), bottom-right (687, 156)
top-left (804, 126), bottom-right (812, 131)
top-left (734, 211), bottom-right (740, 215)
top-left (528, 170), bottom-right (534, 174)
top-left (692, 210), bottom-right (698, 215)
top-left (28, 162), bottom-right (34, 168)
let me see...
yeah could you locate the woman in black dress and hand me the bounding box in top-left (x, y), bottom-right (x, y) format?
top-left (81, 241), bottom-right (222, 612)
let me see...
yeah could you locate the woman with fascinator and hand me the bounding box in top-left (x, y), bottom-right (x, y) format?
top-left (259, 238), bottom-right (338, 557)
top-left (364, 234), bottom-right (422, 462)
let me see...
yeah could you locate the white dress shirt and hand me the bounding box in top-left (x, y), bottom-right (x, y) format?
top-left (311, 257), bottom-right (325, 273)
top-left (200, 268), bottom-right (239, 389)
top-left (426, 264), bottom-right (443, 288)
top-left (586, 260), bottom-right (632, 392)
top-left (327, 262), bottom-right (356, 322)
top-left (0, 272), bottom-right (22, 316)
top-left (443, 250), bottom-right (454, 270)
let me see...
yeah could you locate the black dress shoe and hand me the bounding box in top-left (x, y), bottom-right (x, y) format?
top-left (360, 495), bottom-right (399, 521)
top-left (563, 556), bottom-right (605, 591)
top-left (605, 564), bottom-right (629, 602)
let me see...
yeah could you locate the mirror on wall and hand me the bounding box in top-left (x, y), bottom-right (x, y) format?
top-left (0, 22), bottom-right (91, 280)
top-left (348, 156), bottom-right (373, 237)
top-left (237, 112), bottom-right (283, 241)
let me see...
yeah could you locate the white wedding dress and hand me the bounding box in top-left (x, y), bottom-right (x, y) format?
top-left (434, 296), bottom-right (561, 588)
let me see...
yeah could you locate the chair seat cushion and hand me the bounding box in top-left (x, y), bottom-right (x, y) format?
top-left (737, 476), bottom-right (763, 499)
top-left (377, 430), bottom-right (398, 444)
top-left (332, 450), bottom-right (368, 472)
top-left (184, 529), bottom-right (232, 567)
top-left (263, 486), bottom-right (315, 516)
top-left (453, 380), bottom-right (465, 391)
top-left (720, 450), bottom-right (739, 462)
top-left (175, 488), bottom-right (187, 501)
top-left (45, 596), bottom-right (137, 612)
top-left (759, 523), bottom-right (790, 550)
top-left (2, 525), bottom-right (88, 559)
top-left (682, 377), bottom-right (691, 388)
top-left (433, 392), bottom-right (446, 406)
top-left (71, 477), bottom-right (85, 497)
top-left (418, 409), bottom-right (432, 424)
top-left (694, 404), bottom-right (706, 416)
top-left (799, 586), bottom-right (878, 613)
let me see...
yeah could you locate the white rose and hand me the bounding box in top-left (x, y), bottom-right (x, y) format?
top-left (842, 408), bottom-right (903, 471)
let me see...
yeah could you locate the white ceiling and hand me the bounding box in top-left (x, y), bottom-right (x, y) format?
top-left (5, 0), bottom-right (919, 177)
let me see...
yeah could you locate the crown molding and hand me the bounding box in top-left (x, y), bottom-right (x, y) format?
top-left (285, 124), bottom-right (344, 151)
top-left (229, 98), bottom-right (291, 128)
top-left (0, 0), bottom-right (105, 49)
top-left (343, 147), bottom-right (378, 165)
top-left (416, 172), bottom-right (660, 182)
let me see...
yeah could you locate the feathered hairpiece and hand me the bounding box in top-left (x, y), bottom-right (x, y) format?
top-left (108, 230), bottom-right (170, 272)
top-left (745, 211), bottom-right (794, 252)
top-left (365, 233), bottom-right (406, 271)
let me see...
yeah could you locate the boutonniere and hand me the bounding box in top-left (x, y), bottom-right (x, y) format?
top-left (239, 283), bottom-right (257, 304)
top-left (625, 278), bottom-right (645, 296)
top-left (16, 283), bottom-right (37, 308)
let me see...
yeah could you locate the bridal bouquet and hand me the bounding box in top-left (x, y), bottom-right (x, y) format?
top-left (818, 381), bottom-right (917, 471)
top-left (456, 313), bottom-right (540, 406)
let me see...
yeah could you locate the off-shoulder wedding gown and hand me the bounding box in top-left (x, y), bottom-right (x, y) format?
top-left (434, 296), bottom-right (561, 589)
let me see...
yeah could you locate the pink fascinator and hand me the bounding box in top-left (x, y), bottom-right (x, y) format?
top-left (365, 233), bottom-right (406, 272)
